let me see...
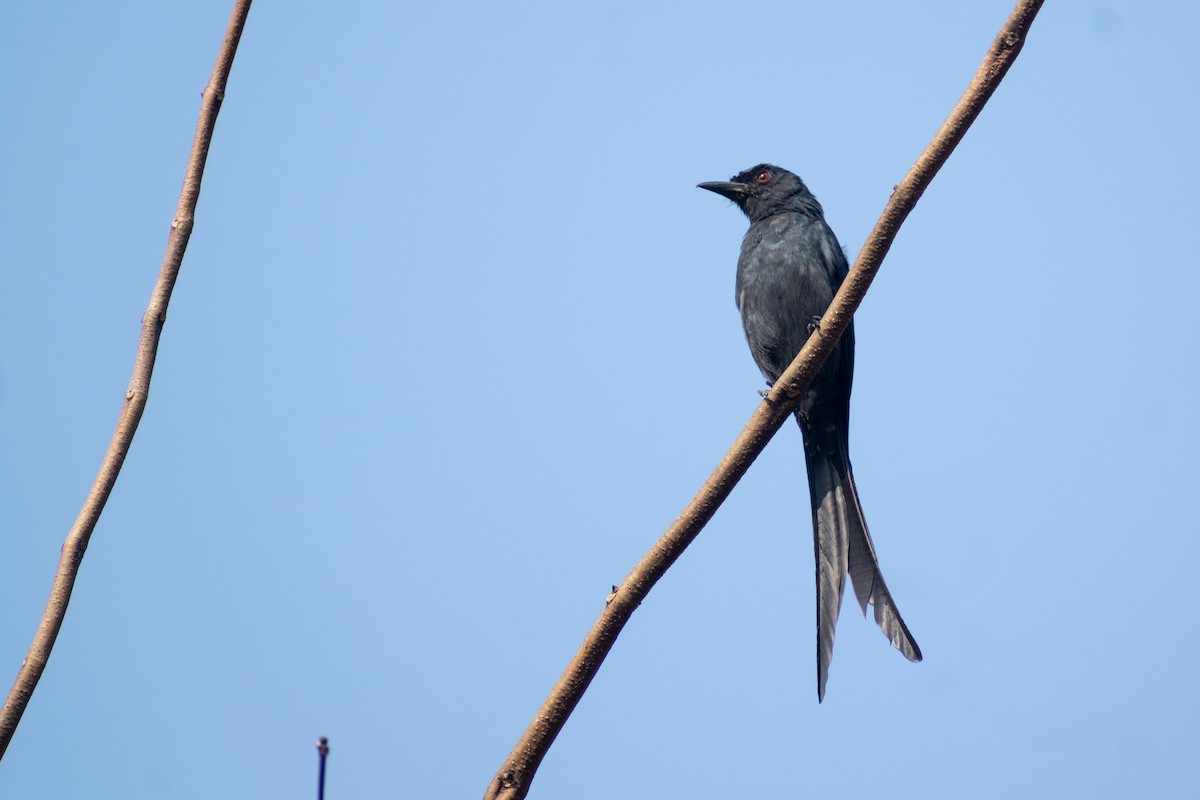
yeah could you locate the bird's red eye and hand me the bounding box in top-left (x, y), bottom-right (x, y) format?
top-left (756, 170), bottom-right (771, 183)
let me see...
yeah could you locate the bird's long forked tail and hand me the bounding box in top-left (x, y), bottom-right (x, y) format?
top-left (807, 447), bottom-right (922, 702)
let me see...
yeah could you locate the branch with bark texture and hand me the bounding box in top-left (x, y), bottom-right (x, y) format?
top-left (483, 2), bottom-right (1045, 798)
top-left (0, 0), bottom-right (253, 759)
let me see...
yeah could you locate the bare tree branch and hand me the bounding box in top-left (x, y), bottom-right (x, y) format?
top-left (0, 0), bottom-right (254, 759)
top-left (484, 2), bottom-right (1045, 798)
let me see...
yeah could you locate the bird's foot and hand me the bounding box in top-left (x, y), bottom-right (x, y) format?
top-left (807, 315), bottom-right (823, 335)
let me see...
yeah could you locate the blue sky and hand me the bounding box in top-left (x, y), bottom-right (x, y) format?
top-left (2, 1), bottom-right (1198, 798)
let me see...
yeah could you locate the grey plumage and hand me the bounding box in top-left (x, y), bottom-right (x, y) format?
top-left (699, 164), bottom-right (921, 701)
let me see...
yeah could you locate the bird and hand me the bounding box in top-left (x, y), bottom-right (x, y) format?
top-left (698, 164), bottom-right (921, 701)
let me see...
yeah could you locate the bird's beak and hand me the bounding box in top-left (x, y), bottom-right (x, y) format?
top-left (697, 181), bottom-right (750, 202)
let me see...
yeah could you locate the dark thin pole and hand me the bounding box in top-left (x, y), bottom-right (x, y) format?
top-left (316, 737), bottom-right (329, 800)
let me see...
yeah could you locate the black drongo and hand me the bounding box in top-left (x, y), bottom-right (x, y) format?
top-left (699, 164), bottom-right (921, 701)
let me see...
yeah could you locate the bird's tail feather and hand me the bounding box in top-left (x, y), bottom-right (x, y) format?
top-left (843, 466), bottom-right (923, 664)
top-left (806, 446), bottom-right (921, 702)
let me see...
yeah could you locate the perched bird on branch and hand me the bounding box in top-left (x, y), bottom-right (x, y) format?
top-left (699, 164), bottom-right (921, 701)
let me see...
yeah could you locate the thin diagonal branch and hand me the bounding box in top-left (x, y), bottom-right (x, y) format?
top-left (483, 2), bottom-right (1044, 798)
top-left (0, 0), bottom-right (253, 759)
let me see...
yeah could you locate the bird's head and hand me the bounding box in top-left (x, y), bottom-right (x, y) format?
top-left (698, 164), bottom-right (820, 223)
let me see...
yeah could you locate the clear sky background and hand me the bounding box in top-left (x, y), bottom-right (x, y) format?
top-left (2, 2), bottom-right (1198, 798)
